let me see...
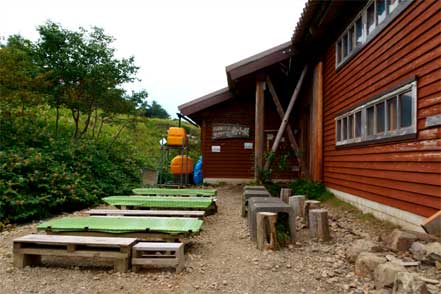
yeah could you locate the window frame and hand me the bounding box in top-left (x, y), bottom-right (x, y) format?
top-left (335, 80), bottom-right (417, 147)
top-left (335, 0), bottom-right (414, 69)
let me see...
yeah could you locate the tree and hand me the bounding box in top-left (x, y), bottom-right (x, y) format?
top-left (35, 22), bottom-right (139, 138)
top-left (0, 35), bottom-right (48, 116)
top-left (145, 100), bottom-right (170, 119)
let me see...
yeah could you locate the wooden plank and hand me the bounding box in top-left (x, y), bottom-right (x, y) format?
top-left (264, 65), bottom-right (308, 171)
top-left (324, 161), bottom-right (441, 174)
top-left (46, 231), bottom-right (188, 241)
top-left (13, 234), bottom-right (137, 247)
top-left (421, 210), bottom-right (441, 237)
top-left (86, 209), bottom-right (205, 218)
top-left (265, 75), bottom-right (305, 175)
top-left (324, 166), bottom-right (441, 186)
top-left (255, 76), bottom-right (265, 180)
top-left (14, 248), bottom-right (128, 259)
top-left (134, 242), bottom-right (182, 251)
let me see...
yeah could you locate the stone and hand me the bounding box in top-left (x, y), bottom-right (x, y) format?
top-left (346, 239), bottom-right (377, 263)
top-left (392, 272), bottom-right (428, 294)
top-left (374, 262), bottom-right (406, 289)
top-left (409, 242), bottom-right (427, 261)
top-left (425, 242), bottom-right (441, 264)
top-left (384, 230), bottom-right (417, 252)
top-left (355, 252), bottom-right (387, 279)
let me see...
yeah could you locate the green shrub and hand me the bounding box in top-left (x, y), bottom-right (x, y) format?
top-left (0, 115), bottom-right (142, 223)
top-left (289, 179), bottom-right (333, 201)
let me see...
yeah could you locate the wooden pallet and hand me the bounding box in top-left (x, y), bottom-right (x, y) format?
top-left (13, 234), bottom-right (137, 272)
top-left (132, 242), bottom-right (184, 273)
top-left (86, 209), bottom-right (205, 219)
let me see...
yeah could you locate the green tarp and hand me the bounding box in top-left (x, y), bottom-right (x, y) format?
top-left (37, 216), bottom-right (203, 234)
top-left (132, 188), bottom-right (217, 197)
top-left (103, 196), bottom-right (214, 209)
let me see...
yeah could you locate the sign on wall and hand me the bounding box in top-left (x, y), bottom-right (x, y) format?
top-left (211, 145), bottom-right (221, 152)
top-left (212, 123), bottom-right (250, 139)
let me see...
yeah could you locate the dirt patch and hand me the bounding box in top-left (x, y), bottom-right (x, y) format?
top-left (0, 185), bottom-right (430, 293)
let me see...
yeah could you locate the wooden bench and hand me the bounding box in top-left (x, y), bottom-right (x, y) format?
top-left (86, 209), bottom-right (205, 219)
top-left (132, 242), bottom-right (184, 273)
top-left (13, 234), bottom-right (137, 272)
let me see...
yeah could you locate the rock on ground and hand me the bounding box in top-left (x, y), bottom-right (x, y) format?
top-left (374, 262), bottom-right (406, 289)
top-left (346, 239), bottom-right (377, 263)
top-left (392, 272), bottom-right (428, 294)
top-left (355, 252), bottom-right (386, 279)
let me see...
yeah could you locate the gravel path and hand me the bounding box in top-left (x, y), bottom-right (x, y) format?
top-left (0, 185), bottom-right (396, 294)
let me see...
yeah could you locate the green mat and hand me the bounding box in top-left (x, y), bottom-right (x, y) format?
top-left (103, 196), bottom-right (214, 209)
top-left (132, 188), bottom-right (217, 197)
top-left (37, 216), bottom-right (203, 234)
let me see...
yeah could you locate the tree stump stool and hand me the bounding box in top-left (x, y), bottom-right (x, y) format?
top-left (309, 209), bottom-right (331, 241)
top-left (289, 195), bottom-right (306, 217)
top-left (304, 200), bottom-right (321, 228)
top-left (256, 212), bottom-right (278, 251)
top-left (280, 188), bottom-right (292, 204)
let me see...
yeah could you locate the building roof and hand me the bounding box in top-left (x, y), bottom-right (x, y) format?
top-left (226, 41), bottom-right (294, 83)
top-left (178, 87), bottom-right (233, 116)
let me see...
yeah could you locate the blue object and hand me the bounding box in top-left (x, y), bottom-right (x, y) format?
top-left (193, 156), bottom-right (203, 185)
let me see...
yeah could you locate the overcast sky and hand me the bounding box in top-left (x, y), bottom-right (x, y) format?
top-left (1, 0), bottom-right (306, 116)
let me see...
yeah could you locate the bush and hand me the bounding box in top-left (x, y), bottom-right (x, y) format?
top-left (0, 115), bottom-right (142, 223)
top-left (289, 179), bottom-right (333, 201)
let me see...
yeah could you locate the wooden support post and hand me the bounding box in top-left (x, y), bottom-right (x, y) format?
top-left (266, 76), bottom-right (305, 176)
top-left (280, 188), bottom-right (292, 204)
top-left (256, 212), bottom-right (278, 251)
top-left (255, 76), bottom-right (265, 181)
top-left (422, 210), bottom-right (441, 238)
top-left (310, 62), bottom-right (323, 182)
top-left (309, 209), bottom-right (331, 241)
top-left (304, 200), bottom-right (321, 228)
top-left (264, 65), bottom-right (308, 171)
top-left (289, 195), bottom-right (306, 217)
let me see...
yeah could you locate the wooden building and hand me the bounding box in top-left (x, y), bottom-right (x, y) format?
top-left (179, 0), bottom-right (441, 230)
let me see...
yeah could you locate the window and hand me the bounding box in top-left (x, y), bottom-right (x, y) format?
top-left (335, 0), bottom-right (413, 68)
top-left (335, 81), bottom-right (417, 146)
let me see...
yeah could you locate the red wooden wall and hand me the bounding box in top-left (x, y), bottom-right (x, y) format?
top-left (196, 95), bottom-right (299, 180)
top-left (322, 0), bottom-right (441, 217)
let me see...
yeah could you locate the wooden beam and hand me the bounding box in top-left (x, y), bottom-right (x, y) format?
top-left (263, 65), bottom-right (308, 171)
top-left (310, 62), bottom-right (323, 182)
top-left (255, 76), bottom-right (265, 181)
top-left (266, 75), bottom-right (305, 176)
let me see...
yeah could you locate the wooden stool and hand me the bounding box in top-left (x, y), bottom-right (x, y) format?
top-left (256, 212), bottom-right (278, 250)
top-left (132, 242), bottom-right (184, 273)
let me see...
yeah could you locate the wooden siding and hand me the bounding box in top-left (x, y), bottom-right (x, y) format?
top-left (322, 0), bottom-right (441, 217)
top-left (198, 95), bottom-right (299, 180)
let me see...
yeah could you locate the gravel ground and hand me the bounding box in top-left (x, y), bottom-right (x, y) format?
top-left (0, 185), bottom-right (422, 294)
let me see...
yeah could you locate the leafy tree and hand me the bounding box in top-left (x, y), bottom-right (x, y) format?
top-left (35, 22), bottom-right (139, 138)
top-left (0, 35), bottom-right (48, 115)
top-left (145, 100), bottom-right (170, 119)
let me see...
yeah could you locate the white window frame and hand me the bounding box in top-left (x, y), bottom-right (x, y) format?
top-left (335, 81), bottom-right (417, 146)
top-left (335, 0), bottom-right (414, 69)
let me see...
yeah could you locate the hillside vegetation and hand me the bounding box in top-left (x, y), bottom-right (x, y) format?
top-left (0, 22), bottom-right (199, 227)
